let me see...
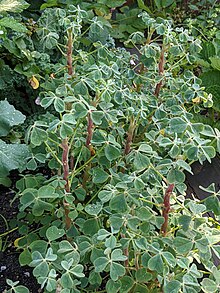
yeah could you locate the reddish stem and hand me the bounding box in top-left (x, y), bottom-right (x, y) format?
top-left (154, 49), bottom-right (165, 98)
top-left (160, 183), bottom-right (175, 236)
top-left (86, 112), bottom-right (95, 156)
top-left (124, 119), bottom-right (135, 155)
top-left (67, 30), bottom-right (73, 76)
top-left (61, 139), bottom-right (71, 230)
top-left (86, 112), bottom-right (93, 148)
top-left (70, 154), bottom-right (74, 170)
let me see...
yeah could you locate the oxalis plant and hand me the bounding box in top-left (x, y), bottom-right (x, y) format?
top-left (14, 5), bottom-right (220, 293)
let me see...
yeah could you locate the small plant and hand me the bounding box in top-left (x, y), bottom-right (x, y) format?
top-left (11, 5), bottom-right (220, 293)
top-left (3, 279), bottom-right (29, 293)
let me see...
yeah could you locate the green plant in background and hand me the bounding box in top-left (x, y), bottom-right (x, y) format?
top-left (8, 4), bottom-right (220, 293)
top-left (192, 33), bottom-right (220, 128)
top-left (0, 100), bottom-right (30, 186)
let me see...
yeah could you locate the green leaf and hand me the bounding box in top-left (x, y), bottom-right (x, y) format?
top-left (201, 278), bottom-right (218, 292)
top-left (30, 240), bottom-right (48, 255)
top-left (109, 194), bottom-right (128, 213)
top-left (41, 96), bottom-right (54, 108)
top-left (148, 254), bottom-right (163, 273)
top-left (133, 284), bottom-right (149, 293)
top-left (0, 0), bottom-right (29, 13)
top-left (210, 57), bottom-right (220, 71)
top-left (137, 0), bottom-right (152, 13)
top-left (0, 100), bottom-right (26, 136)
top-left (161, 0), bottom-right (175, 8)
top-left (120, 276), bottom-right (134, 293)
top-left (60, 123), bottom-right (73, 139)
top-left (186, 146), bottom-right (198, 160)
top-left (40, 0), bottom-right (59, 9)
top-left (89, 271), bottom-right (102, 285)
top-left (110, 262), bottom-right (126, 281)
top-left (85, 202), bottom-right (103, 216)
top-left (176, 160), bottom-right (193, 174)
top-left (30, 126), bottom-right (47, 146)
top-left (173, 237), bottom-right (194, 254)
top-left (135, 268), bottom-right (152, 282)
top-left (70, 264), bottom-right (84, 278)
top-left (94, 257), bottom-right (109, 272)
top-left (13, 285), bottom-right (29, 293)
top-left (26, 158), bottom-right (37, 170)
top-left (204, 195), bottom-right (220, 216)
top-left (58, 241), bottom-right (80, 263)
top-left (46, 226), bottom-right (65, 241)
top-left (199, 42), bottom-right (216, 62)
top-left (136, 207), bottom-right (153, 221)
top-left (98, 189), bottom-right (115, 203)
top-left (170, 118), bottom-right (188, 133)
top-left (188, 202), bottom-right (206, 214)
top-left (38, 185), bottom-right (58, 198)
top-left (38, 269), bottom-right (57, 292)
top-left (97, 229), bottom-right (111, 241)
top-left (54, 97), bottom-right (65, 113)
top-left (178, 215), bottom-right (191, 231)
top-left (106, 279), bottom-right (121, 293)
top-left (0, 140), bottom-right (30, 177)
top-left (105, 235), bottom-right (117, 249)
top-left (74, 80), bottom-right (88, 95)
top-left (98, 0), bottom-right (126, 8)
top-left (92, 167), bottom-right (109, 184)
top-left (167, 169), bottom-right (185, 183)
top-left (60, 272), bottom-right (73, 289)
top-left (0, 176), bottom-right (11, 187)
top-left (19, 249), bottom-right (32, 266)
top-left (0, 17), bottom-right (27, 32)
top-left (82, 218), bottom-right (99, 236)
top-left (134, 152), bottom-right (150, 171)
top-left (91, 111), bottom-right (104, 125)
top-left (164, 280), bottom-right (181, 293)
top-left (111, 249), bottom-right (127, 262)
top-left (162, 252), bottom-right (176, 267)
top-left (105, 144), bottom-right (121, 161)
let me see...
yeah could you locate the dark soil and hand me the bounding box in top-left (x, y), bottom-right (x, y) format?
top-left (0, 184), bottom-right (40, 293)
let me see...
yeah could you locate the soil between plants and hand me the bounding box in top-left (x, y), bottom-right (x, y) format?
top-left (0, 185), bottom-right (40, 293)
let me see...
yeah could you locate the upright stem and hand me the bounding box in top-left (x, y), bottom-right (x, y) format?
top-left (61, 139), bottom-right (71, 230)
top-left (86, 112), bottom-right (95, 156)
top-left (82, 112), bottom-right (95, 189)
top-left (66, 28), bottom-right (74, 170)
top-left (67, 28), bottom-right (73, 76)
top-left (160, 184), bottom-right (175, 236)
top-left (154, 47), bottom-right (165, 98)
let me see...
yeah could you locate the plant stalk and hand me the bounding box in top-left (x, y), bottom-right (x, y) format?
top-left (67, 28), bottom-right (73, 76)
top-left (160, 183), bottom-right (175, 236)
top-left (86, 112), bottom-right (95, 156)
top-left (154, 47), bottom-right (165, 98)
top-left (61, 139), bottom-right (71, 230)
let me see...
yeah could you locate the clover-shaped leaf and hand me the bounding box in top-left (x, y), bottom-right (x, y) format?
top-left (46, 226), bottom-right (65, 241)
